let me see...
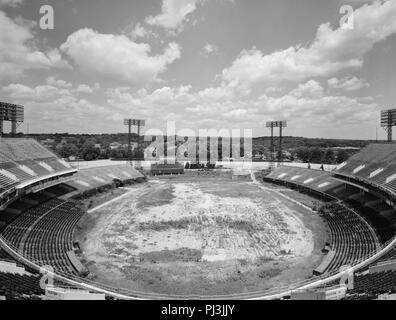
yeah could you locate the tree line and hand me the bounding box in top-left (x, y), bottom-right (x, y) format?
top-left (16, 133), bottom-right (366, 163)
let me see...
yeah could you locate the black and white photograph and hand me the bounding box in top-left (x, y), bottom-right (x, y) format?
top-left (1, 0), bottom-right (396, 306)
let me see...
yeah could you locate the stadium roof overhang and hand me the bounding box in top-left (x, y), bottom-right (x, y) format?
top-left (15, 169), bottom-right (78, 190)
top-left (332, 177), bottom-right (370, 193)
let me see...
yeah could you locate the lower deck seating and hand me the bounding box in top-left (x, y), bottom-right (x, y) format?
top-left (351, 271), bottom-right (396, 296)
top-left (0, 272), bottom-right (43, 300)
top-left (0, 249), bottom-right (44, 300)
top-left (342, 245), bottom-right (396, 298)
top-left (262, 170), bottom-right (381, 275)
top-left (1, 199), bottom-right (84, 276)
top-left (377, 247), bottom-right (396, 263)
top-left (318, 203), bottom-right (379, 273)
top-left (0, 249), bottom-right (13, 262)
top-left (344, 203), bottom-right (394, 242)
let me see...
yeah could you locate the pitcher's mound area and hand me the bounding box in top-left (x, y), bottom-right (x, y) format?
top-left (78, 174), bottom-right (327, 296)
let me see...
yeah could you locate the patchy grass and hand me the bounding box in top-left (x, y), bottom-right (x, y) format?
top-left (79, 175), bottom-right (327, 296)
top-left (140, 248), bottom-right (202, 263)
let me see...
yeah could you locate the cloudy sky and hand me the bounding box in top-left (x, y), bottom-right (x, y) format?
top-left (1, 0), bottom-right (396, 139)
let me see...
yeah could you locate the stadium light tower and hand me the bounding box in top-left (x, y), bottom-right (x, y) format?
top-left (124, 119), bottom-right (146, 161)
top-left (0, 102), bottom-right (24, 136)
top-left (266, 121), bottom-right (287, 162)
top-left (381, 109), bottom-right (396, 142)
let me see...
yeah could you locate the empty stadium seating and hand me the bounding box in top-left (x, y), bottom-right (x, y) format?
top-left (317, 203), bottom-right (379, 273)
top-left (67, 164), bottom-right (145, 193)
top-left (262, 164), bottom-right (396, 282)
top-left (266, 166), bottom-right (342, 194)
top-left (0, 139), bottom-right (77, 209)
top-left (0, 271), bottom-right (43, 300)
top-left (352, 271), bottom-right (396, 295)
top-left (342, 247), bottom-right (396, 298)
top-left (265, 164), bottom-right (396, 242)
top-left (1, 199), bottom-right (84, 275)
top-left (0, 247), bottom-right (43, 300)
top-left (4, 139), bottom-right (396, 299)
top-left (261, 145), bottom-right (396, 299)
top-left (0, 139), bottom-right (151, 299)
top-left (335, 144), bottom-right (396, 194)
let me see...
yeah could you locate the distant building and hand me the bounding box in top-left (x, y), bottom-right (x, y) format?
top-left (40, 138), bottom-right (55, 147)
top-left (110, 142), bottom-right (137, 150)
top-left (150, 162), bottom-right (185, 175)
top-left (109, 142), bottom-right (122, 150)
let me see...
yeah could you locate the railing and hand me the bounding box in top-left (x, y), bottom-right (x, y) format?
top-left (333, 172), bottom-right (396, 201)
top-left (0, 187), bottom-right (18, 210)
top-left (0, 169), bottom-right (77, 210)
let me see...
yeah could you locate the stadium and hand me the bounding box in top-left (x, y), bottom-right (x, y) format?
top-left (2, 101), bottom-right (396, 300)
top-left (1, 0), bottom-right (396, 303)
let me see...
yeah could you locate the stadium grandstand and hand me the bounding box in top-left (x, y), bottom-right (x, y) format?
top-left (0, 139), bottom-right (77, 209)
top-left (262, 143), bottom-right (396, 299)
top-left (0, 138), bottom-right (146, 300)
top-left (67, 164), bottom-right (146, 196)
top-left (333, 144), bottom-right (396, 195)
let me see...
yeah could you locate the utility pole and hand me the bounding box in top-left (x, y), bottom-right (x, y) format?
top-left (124, 119), bottom-right (146, 163)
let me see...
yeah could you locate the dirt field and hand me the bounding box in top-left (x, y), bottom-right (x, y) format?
top-left (77, 172), bottom-right (328, 296)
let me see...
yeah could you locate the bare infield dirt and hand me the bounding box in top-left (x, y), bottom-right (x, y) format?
top-left (76, 173), bottom-right (328, 296)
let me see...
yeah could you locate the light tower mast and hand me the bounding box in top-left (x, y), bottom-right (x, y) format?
top-left (123, 118), bottom-right (146, 163)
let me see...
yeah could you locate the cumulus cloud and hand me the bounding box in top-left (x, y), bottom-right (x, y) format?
top-left (258, 91), bottom-right (377, 125)
top-left (145, 0), bottom-right (235, 34)
top-left (106, 85), bottom-right (197, 120)
top-left (60, 28), bottom-right (181, 85)
top-left (0, 0), bottom-right (383, 137)
top-left (202, 42), bottom-right (219, 56)
top-left (45, 76), bottom-right (72, 89)
top-left (75, 84), bottom-right (94, 94)
top-left (289, 80), bottom-right (324, 99)
top-left (1, 81), bottom-right (117, 133)
top-left (123, 22), bottom-right (158, 40)
top-left (131, 23), bottom-right (155, 39)
top-left (328, 76), bottom-right (370, 91)
top-left (2, 76), bottom-right (378, 136)
top-left (104, 79), bottom-right (378, 133)
top-left (0, 0), bottom-right (23, 8)
top-left (2, 83), bottom-right (70, 102)
top-left (265, 87), bottom-right (284, 94)
top-left (0, 11), bottom-right (70, 82)
top-left (145, 0), bottom-right (200, 33)
top-left (342, 0), bottom-right (375, 4)
top-left (2, 78), bottom-right (99, 103)
top-left (221, 0), bottom-right (396, 90)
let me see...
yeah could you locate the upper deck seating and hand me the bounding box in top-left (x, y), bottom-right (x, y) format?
top-left (67, 164), bottom-right (145, 192)
top-left (266, 166), bottom-right (342, 194)
top-left (335, 144), bottom-right (396, 194)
